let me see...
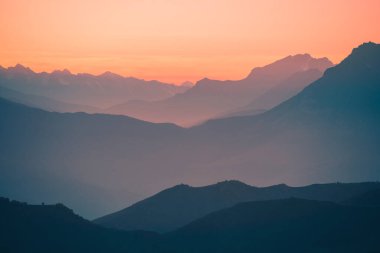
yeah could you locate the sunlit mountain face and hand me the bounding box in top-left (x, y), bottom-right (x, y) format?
top-left (1, 1), bottom-right (380, 252)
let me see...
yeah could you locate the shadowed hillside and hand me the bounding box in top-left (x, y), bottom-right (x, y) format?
top-left (166, 198), bottom-right (380, 253)
top-left (0, 197), bottom-right (159, 253)
top-left (2, 195), bottom-right (380, 253)
top-left (94, 181), bottom-right (380, 232)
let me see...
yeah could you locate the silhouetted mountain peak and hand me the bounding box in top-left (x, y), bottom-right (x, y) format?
top-left (281, 42), bottom-right (380, 115)
top-left (180, 81), bottom-right (194, 87)
top-left (8, 64), bottom-right (34, 75)
top-left (352, 41), bottom-right (378, 53)
top-left (52, 69), bottom-right (72, 76)
top-left (195, 77), bottom-right (214, 85)
top-left (247, 54), bottom-right (333, 80)
top-left (99, 71), bottom-right (123, 79)
top-left (266, 183), bottom-right (289, 189)
top-left (168, 180), bottom-right (250, 192)
top-left (213, 180), bottom-right (251, 189)
top-left (169, 183), bottom-right (192, 190)
top-left (340, 41), bottom-right (380, 68)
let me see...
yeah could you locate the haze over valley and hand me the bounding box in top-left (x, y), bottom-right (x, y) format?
top-left (1, 1), bottom-right (380, 251)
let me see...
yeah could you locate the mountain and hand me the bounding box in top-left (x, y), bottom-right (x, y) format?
top-left (0, 86), bottom-right (98, 113)
top-left (0, 197), bottom-right (159, 253)
top-left (4, 195), bottom-right (380, 253)
top-left (1, 42), bottom-right (379, 219)
top-left (344, 188), bottom-right (380, 206)
top-left (105, 54), bottom-right (333, 126)
top-left (0, 65), bottom-right (188, 108)
top-left (166, 198), bottom-right (380, 253)
top-left (218, 68), bottom-right (324, 118)
top-left (94, 181), bottom-right (380, 232)
top-left (0, 98), bottom-right (183, 218)
top-left (187, 42), bottom-right (380, 185)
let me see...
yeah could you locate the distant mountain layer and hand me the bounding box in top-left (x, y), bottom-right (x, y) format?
top-left (0, 42), bottom-right (379, 218)
top-left (105, 54), bottom-right (333, 126)
top-left (189, 42), bottom-right (380, 185)
top-left (0, 98), bottom-right (183, 218)
top-left (2, 195), bottom-right (380, 253)
top-left (0, 86), bottom-right (98, 113)
top-left (217, 68), bottom-right (324, 118)
top-left (0, 66), bottom-right (189, 108)
top-left (94, 181), bottom-right (380, 232)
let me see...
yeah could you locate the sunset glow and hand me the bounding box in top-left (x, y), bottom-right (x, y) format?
top-left (1, 0), bottom-right (379, 84)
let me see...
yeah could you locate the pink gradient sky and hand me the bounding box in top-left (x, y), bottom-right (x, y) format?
top-left (0, 0), bottom-right (379, 84)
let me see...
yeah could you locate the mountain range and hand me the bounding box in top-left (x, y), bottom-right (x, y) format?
top-left (94, 180), bottom-right (380, 233)
top-left (0, 86), bottom-right (98, 113)
top-left (2, 185), bottom-right (380, 253)
top-left (0, 197), bottom-right (158, 253)
top-left (105, 54), bottom-right (333, 126)
top-left (166, 197), bottom-right (380, 253)
top-left (0, 42), bottom-right (379, 218)
top-left (0, 65), bottom-right (189, 109)
top-left (0, 55), bottom-right (332, 127)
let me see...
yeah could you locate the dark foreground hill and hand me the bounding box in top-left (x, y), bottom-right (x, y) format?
top-left (0, 197), bottom-right (159, 253)
top-left (166, 198), bottom-right (380, 253)
top-left (94, 181), bottom-right (380, 232)
top-left (344, 188), bottom-right (380, 206)
top-left (2, 194), bottom-right (380, 253)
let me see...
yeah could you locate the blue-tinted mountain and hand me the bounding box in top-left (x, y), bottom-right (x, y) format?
top-left (166, 198), bottom-right (380, 253)
top-left (0, 42), bottom-right (379, 219)
top-left (0, 197), bottom-right (159, 253)
top-left (218, 68), bottom-right (324, 118)
top-left (4, 194), bottom-right (380, 253)
top-left (0, 98), bottom-right (183, 218)
top-left (188, 42), bottom-right (380, 185)
top-left (343, 188), bottom-right (380, 206)
top-left (94, 181), bottom-right (380, 232)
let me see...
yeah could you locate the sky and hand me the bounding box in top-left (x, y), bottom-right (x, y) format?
top-left (0, 0), bottom-right (379, 84)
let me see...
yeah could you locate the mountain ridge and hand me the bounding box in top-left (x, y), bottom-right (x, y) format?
top-left (1, 42), bottom-right (379, 218)
top-left (0, 64), bottom-right (189, 109)
top-left (94, 181), bottom-right (380, 233)
top-left (105, 54), bottom-right (333, 126)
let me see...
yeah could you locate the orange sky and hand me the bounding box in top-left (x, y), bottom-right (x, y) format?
top-left (0, 0), bottom-right (379, 84)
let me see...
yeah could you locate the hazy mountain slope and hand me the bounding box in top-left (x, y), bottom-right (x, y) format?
top-left (166, 198), bottom-right (380, 253)
top-left (186, 42), bottom-right (380, 185)
top-left (0, 98), bottom-right (183, 218)
top-left (0, 197), bottom-right (159, 253)
top-left (0, 86), bottom-right (98, 113)
top-left (4, 195), bottom-right (380, 253)
top-left (0, 65), bottom-right (188, 108)
top-left (219, 68), bottom-right (324, 118)
top-left (105, 54), bottom-right (333, 126)
top-left (94, 181), bottom-right (380, 232)
top-left (0, 43), bottom-right (379, 219)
